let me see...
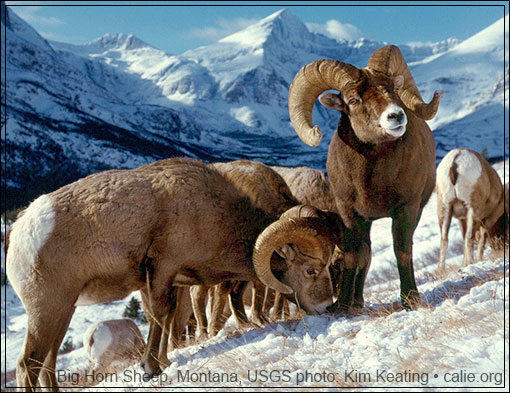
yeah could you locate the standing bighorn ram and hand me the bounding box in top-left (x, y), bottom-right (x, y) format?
top-left (6, 158), bottom-right (339, 391)
top-left (436, 148), bottom-right (505, 270)
top-left (288, 45), bottom-right (443, 311)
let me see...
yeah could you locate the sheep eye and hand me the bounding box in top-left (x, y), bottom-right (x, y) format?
top-left (348, 98), bottom-right (359, 106)
top-left (306, 268), bottom-right (318, 276)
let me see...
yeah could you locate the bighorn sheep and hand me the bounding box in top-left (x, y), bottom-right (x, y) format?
top-left (7, 158), bottom-right (338, 391)
top-left (271, 165), bottom-right (344, 302)
top-left (436, 148), bottom-right (505, 271)
top-left (185, 160), bottom-right (312, 341)
top-left (271, 166), bottom-right (337, 212)
top-left (288, 45), bottom-right (443, 311)
top-left (83, 319), bottom-right (145, 372)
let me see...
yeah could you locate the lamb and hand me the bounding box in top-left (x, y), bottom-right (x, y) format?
top-left (83, 319), bottom-right (145, 372)
top-left (6, 157), bottom-right (339, 391)
top-left (436, 148), bottom-right (505, 271)
top-left (287, 45), bottom-right (443, 311)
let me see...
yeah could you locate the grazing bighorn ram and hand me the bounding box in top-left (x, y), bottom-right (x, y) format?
top-left (436, 148), bottom-right (505, 271)
top-left (271, 165), bottom-right (344, 302)
top-left (288, 45), bottom-right (443, 311)
top-left (7, 158), bottom-right (338, 391)
top-left (187, 160), bottom-right (341, 340)
top-left (157, 159), bottom-right (301, 351)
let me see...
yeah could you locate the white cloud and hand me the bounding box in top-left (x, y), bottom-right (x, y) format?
top-left (306, 19), bottom-right (363, 42)
top-left (7, 3), bottom-right (65, 26)
top-left (187, 16), bottom-right (260, 42)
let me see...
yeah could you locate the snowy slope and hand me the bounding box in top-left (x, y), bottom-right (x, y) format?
top-left (411, 15), bottom-right (509, 160)
top-left (2, 160), bottom-right (507, 390)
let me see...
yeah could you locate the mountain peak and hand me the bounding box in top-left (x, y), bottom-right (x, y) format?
top-left (4, 6), bottom-right (53, 50)
top-left (219, 8), bottom-right (311, 47)
top-left (88, 33), bottom-right (152, 51)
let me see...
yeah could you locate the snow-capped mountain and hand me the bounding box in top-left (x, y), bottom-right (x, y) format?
top-left (1, 6), bottom-right (508, 210)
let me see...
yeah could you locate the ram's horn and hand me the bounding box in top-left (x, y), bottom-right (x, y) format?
top-left (253, 217), bottom-right (334, 294)
top-left (288, 60), bottom-right (361, 147)
top-left (366, 45), bottom-right (443, 120)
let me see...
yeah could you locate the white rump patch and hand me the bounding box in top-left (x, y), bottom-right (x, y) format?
top-left (6, 194), bottom-right (55, 299)
top-left (436, 149), bottom-right (482, 207)
top-left (453, 149), bottom-right (482, 204)
top-left (379, 104), bottom-right (407, 137)
top-left (84, 322), bottom-right (113, 364)
top-left (436, 149), bottom-right (458, 204)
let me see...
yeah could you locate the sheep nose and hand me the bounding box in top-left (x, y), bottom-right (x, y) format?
top-left (387, 109), bottom-right (405, 123)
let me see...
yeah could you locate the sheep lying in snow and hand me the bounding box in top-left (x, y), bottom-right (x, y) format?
top-left (7, 157), bottom-right (339, 391)
top-left (436, 148), bottom-right (505, 271)
top-left (83, 319), bottom-right (145, 372)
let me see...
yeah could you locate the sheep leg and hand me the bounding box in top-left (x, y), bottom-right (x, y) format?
top-left (459, 218), bottom-right (467, 238)
top-left (329, 257), bottom-right (344, 300)
top-left (249, 280), bottom-right (269, 326)
top-left (392, 203), bottom-right (422, 309)
top-left (332, 252), bottom-right (358, 314)
top-left (190, 285), bottom-right (208, 341)
top-left (272, 292), bottom-right (284, 319)
top-left (476, 227), bottom-right (487, 261)
top-left (17, 299), bottom-right (76, 392)
top-left (208, 281), bottom-right (232, 338)
top-left (229, 281), bottom-right (251, 328)
top-left (462, 208), bottom-right (476, 267)
top-left (352, 240), bottom-right (372, 312)
top-left (330, 221), bottom-right (369, 314)
top-left (264, 288), bottom-right (276, 315)
top-left (272, 292), bottom-right (289, 319)
top-left (157, 313), bottom-right (172, 368)
top-left (438, 203), bottom-right (453, 273)
top-left (140, 285), bottom-right (178, 378)
top-left (38, 306), bottom-right (76, 391)
top-left (169, 287), bottom-right (193, 351)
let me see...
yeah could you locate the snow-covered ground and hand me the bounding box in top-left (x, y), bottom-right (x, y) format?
top-left (2, 160), bottom-right (507, 390)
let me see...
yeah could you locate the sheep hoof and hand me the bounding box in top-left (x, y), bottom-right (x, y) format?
top-left (401, 291), bottom-right (423, 310)
top-left (251, 314), bottom-right (270, 327)
top-left (140, 361), bottom-right (162, 380)
top-left (350, 303), bottom-right (364, 316)
top-left (326, 301), bottom-right (349, 316)
top-left (159, 357), bottom-right (171, 369)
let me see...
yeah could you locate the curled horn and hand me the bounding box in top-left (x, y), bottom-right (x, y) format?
top-left (366, 45), bottom-right (443, 120)
top-left (253, 217), bottom-right (334, 294)
top-left (288, 60), bottom-right (361, 147)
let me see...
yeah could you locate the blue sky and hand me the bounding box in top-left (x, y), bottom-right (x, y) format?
top-left (7, 1), bottom-right (509, 55)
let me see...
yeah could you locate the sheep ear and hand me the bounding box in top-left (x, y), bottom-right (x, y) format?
top-left (275, 244), bottom-right (296, 262)
top-left (319, 93), bottom-right (345, 112)
top-left (269, 252), bottom-right (287, 273)
top-left (393, 75), bottom-right (404, 92)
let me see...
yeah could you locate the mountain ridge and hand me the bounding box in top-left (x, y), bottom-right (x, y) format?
top-left (2, 6), bottom-right (508, 211)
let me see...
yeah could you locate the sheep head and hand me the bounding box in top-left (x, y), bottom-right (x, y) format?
top-left (253, 205), bottom-right (339, 314)
top-left (288, 45), bottom-right (444, 145)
